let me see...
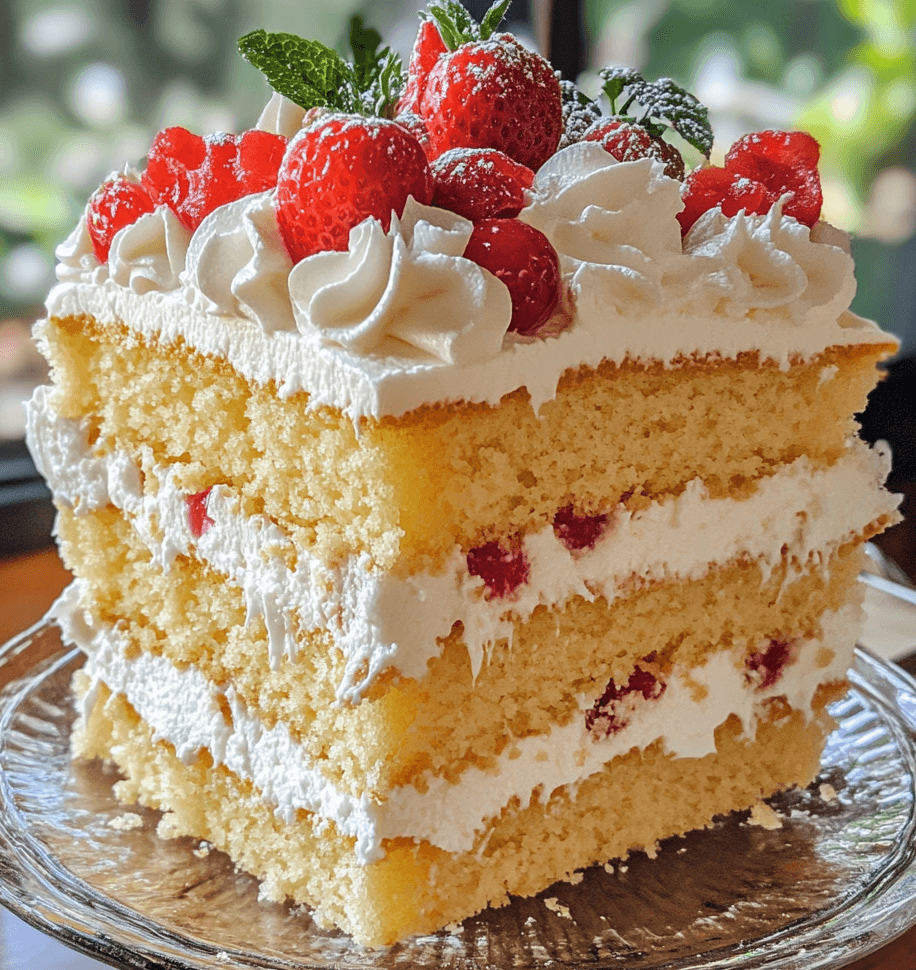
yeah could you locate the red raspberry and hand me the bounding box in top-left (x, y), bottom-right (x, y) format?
top-left (86, 175), bottom-right (156, 263)
top-left (467, 538), bottom-right (530, 598)
top-left (275, 114), bottom-right (433, 263)
top-left (725, 130), bottom-right (822, 228)
top-left (677, 129), bottom-right (822, 235)
top-left (419, 34), bottom-right (562, 170)
top-left (431, 148), bottom-right (534, 221)
top-left (583, 119), bottom-right (685, 180)
top-left (142, 127), bottom-right (286, 232)
top-left (397, 17), bottom-right (448, 116)
top-left (678, 166), bottom-right (778, 234)
top-left (462, 219), bottom-right (560, 336)
top-left (745, 639), bottom-right (794, 691)
top-left (552, 505), bottom-right (609, 552)
top-left (586, 665), bottom-right (666, 736)
top-left (186, 487), bottom-right (214, 538)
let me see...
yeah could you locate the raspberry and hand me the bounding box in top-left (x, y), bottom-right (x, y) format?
top-left (745, 639), bottom-right (794, 691)
top-left (678, 166), bottom-right (778, 234)
top-left (583, 119), bottom-right (685, 180)
top-left (186, 487), bottom-right (214, 538)
top-left (86, 175), bottom-right (156, 263)
top-left (586, 665), bottom-right (666, 736)
top-left (462, 219), bottom-right (560, 336)
top-left (466, 538), bottom-right (529, 598)
top-left (725, 130), bottom-right (822, 228)
top-left (552, 505), bottom-right (609, 552)
top-left (431, 148), bottom-right (534, 222)
top-left (275, 115), bottom-right (433, 263)
top-left (143, 127), bottom-right (287, 232)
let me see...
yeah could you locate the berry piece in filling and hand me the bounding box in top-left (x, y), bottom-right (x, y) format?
top-left (142, 127), bottom-right (287, 232)
top-left (552, 505), bottom-right (609, 552)
top-left (583, 118), bottom-right (685, 180)
top-left (87, 175), bottom-right (156, 263)
top-left (467, 538), bottom-right (529, 598)
top-left (586, 665), bottom-right (666, 737)
top-left (275, 115), bottom-right (433, 263)
top-left (745, 639), bottom-right (794, 691)
top-left (431, 148), bottom-right (534, 221)
top-left (186, 487), bottom-right (214, 538)
top-left (462, 218), bottom-right (560, 336)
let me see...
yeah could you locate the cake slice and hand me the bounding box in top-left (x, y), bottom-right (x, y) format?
top-left (27, 1), bottom-right (899, 947)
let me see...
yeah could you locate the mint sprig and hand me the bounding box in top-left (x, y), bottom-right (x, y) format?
top-left (599, 67), bottom-right (713, 158)
top-left (238, 20), bottom-right (404, 118)
top-left (427, 0), bottom-right (511, 50)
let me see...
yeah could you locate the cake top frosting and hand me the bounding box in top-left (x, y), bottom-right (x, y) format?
top-left (47, 0), bottom-right (897, 421)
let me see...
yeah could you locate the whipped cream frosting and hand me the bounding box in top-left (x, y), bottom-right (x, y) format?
top-left (58, 581), bottom-right (858, 864)
top-left (47, 129), bottom-right (895, 422)
top-left (27, 387), bottom-right (898, 702)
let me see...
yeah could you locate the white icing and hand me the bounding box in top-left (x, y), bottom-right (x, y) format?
top-left (256, 92), bottom-right (308, 139)
top-left (57, 585), bottom-right (858, 863)
top-left (27, 388), bottom-right (899, 703)
top-left (109, 205), bottom-right (190, 294)
top-left (182, 190), bottom-right (296, 334)
top-left (288, 198), bottom-right (511, 365)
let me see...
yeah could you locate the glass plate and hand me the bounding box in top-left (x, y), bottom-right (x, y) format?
top-left (0, 622), bottom-right (915, 970)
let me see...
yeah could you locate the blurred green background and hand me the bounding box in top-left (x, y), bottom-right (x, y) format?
top-left (1, 0), bottom-right (915, 351)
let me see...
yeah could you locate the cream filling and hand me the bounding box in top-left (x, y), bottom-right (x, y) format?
top-left (57, 583), bottom-right (858, 864)
top-left (27, 386), bottom-right (898, 703)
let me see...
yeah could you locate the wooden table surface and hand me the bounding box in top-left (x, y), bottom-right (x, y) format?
top-left (1, 546), bottom-right (914, 970)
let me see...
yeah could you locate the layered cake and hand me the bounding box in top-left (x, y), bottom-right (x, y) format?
top-left (26, 0), bottom-right (900, 947)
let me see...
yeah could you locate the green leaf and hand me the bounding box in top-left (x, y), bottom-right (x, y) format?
top-left (427, 0), bottom-right (474, 50)
top-left (238, 29), bottom-right (359, 112)
top-left (599, 67), bottom-right (643, 113)
top-left (348, 15), bottom-right (383, 87)
top-left (632, 77), bottom-right (713, 157)
top-left (479, 0), bottom-right (512, 39)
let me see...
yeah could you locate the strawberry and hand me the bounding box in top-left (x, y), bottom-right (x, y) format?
top-left (431, 148), bottom-right (534, 221)
top-left (420, 34), bottom-right (562, 170)
top-left (397, 16), bottom-right (448, 115)
top-left (462, 218), bottom-right (560, 336)
top-left (142, 127), bottom-right (287, 232)
top-left (394, 111), bottom-right (432, 156)
top-left (586, 665), bottom-right (666, 736)
top-left (87, 174), bottom-right (156, 263)
top-left (467, 537), bottom-right (529, 598)
top-left (552, 505), bottom-right (609, 552)
top-left (583, 118), bottom-right (685, 180)
top-left (275, 114), bottom-right (433, 263)
top-left (186, 487), bottom-right (214, 538)
top-left (677, 130), bottom-right (822, 235)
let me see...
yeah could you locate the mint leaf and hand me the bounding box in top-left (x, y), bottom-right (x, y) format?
top-left (346, 15), bottom-right (404, 116)
top-left (348, 15), bottom-right (383, 88)
top-left (239, 30), bottom-right (359, 112)
top-left (599, 67), bottom-right (642, 114)
top-left (479, 0), bottom-right (511, 39)
top-left (630, 77), bottom-right (713, 158)
top-left (428, 0), bottom-right (509, 49)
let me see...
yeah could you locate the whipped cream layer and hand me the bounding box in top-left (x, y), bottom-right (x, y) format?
top-left (59, 583), bottom-right (858, 864)
top-left (28, 386), bottom-right (898, 703)
top-left (47, 139), bottom-right (895, 423)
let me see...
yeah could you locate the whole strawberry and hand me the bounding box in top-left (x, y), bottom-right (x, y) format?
top-left (397, 16), bottom-right (448, 116)
top-left (417, 1), bottom-right (562, 170)
top-left (583, 118), bottom-right (685, 180)
top-left (431, 147), bottom-right (534, 221)
top-left (276, 115), bottom-right (433, 262)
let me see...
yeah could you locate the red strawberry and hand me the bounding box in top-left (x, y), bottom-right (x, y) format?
top-left (186, 487), bottom-right (214, 538)
top-left (275, 114), bottom-right (434, 263)
top-left (419, 34), bottom-right (562, 170)
top-left (463, 218), bottom-right (560, 336)
top-left (552, 505), bottom-right (609, 552)
top-left (143, 127), bottom-right (286, 232)
top-left (397, 17), bottom-right (448, 116)
top-left (586, 665), bottom-right (666, 736)
top-left (678, 166), bottom-right (778, 234)
top-left (467, 538), bottom-right (529, 598)
top-left (87, 174), bottom-right (156, 263)
top-left (583, 118), bottom-right (685, 180)
top-left (395, 111), bottom-right (432, 157)
top-left (431, 148), bottom-right (534, 221)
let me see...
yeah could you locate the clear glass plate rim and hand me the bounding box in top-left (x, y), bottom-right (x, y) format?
top-left (0, 621), bottom-right (914, 970)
